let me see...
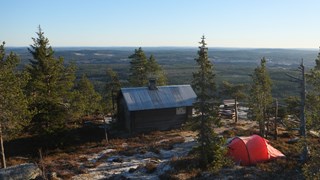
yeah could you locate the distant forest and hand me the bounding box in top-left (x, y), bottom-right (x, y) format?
top-left (8, 47), bottom-right (319, 101)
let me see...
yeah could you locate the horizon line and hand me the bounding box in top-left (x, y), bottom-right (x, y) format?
top-left (6, 45), bottom-right (318, 50)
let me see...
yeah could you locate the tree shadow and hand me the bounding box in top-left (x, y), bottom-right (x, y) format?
top-left (5, 125), bottom-right (107, 158)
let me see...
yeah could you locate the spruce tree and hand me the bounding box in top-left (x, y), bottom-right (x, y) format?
top-left (315, 48), bottom-right (320, 70)
top-left (106, 68), bottom-right (121, 115)
top-left (249, 57), bottom-right (273, 137)
top-left (192, 36), bottom-right (225, 169)
top-left (128, 48), bottom-right (167, 87)
top-left (307, 48), bottom-right (320, 131)
top-left (72, 74), bottom-right (102, 119)
top-left (0, 42), bottom-right (30, 168)
top-left (128, 47), bottom-right (148, 86)
top-left (26, 26), bottom-right (76, 134)
top-left (147, 55), bottom-right (167, 85)
top-left (303, 48), bottom-right (320, 178)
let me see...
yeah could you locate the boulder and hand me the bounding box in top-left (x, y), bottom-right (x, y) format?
top-left (0, 163), bottom-right (41, 180)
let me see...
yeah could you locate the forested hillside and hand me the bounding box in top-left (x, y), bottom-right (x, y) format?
top-left (8, 46), bottom-right (318, 99)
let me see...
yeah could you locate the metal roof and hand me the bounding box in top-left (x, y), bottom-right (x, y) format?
top-left (121, 85), bottom-right (197, 111)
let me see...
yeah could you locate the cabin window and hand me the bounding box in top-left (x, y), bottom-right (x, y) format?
top-left (176, 107), bottom-right (186, 115)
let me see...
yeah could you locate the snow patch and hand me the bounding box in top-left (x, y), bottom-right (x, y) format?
top-left (93, 53), bottom-right (114, 57)
top-left (74, 53), bottom-right (85, 56)
top-left (72, 136), bottom-right (196, 179)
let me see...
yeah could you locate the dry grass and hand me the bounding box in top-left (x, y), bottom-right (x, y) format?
top-left (158, 155), bottom-right (204, 180)
top-left (117, 130), bottom-right (185, 157)
top-left (17, 128), bottom-right (190, 178)
top-left (161, 119), bottom-right (318, 179)
top-left (6, 157), bottom-right (30, 167)
top-left (145, 162), bottom-right (157, 173)
top-left (5, 119), bottom-right (318, 179)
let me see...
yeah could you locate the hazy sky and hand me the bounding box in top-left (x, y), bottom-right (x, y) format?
top-left (2, 0), bottom-right (320, 48)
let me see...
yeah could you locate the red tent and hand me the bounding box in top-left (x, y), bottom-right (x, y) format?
top-left (227, 134), bottom-right (285, 165)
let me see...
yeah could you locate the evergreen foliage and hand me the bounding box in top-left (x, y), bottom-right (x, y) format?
top-left (147, 55), bottom-right (167, 85)
top-left (105, 68), bottom-right (121, 115)
top-left (284, 96), bottom-right (300, 117)
top-left (303, 145), bottom-right (320, 179)
top-left (0, 42), bottom-right (31, 168)
top-left (249, 57), bottom-right (273, 137)
top-left (71, 74), bottom-right (102, 120)
top-left (128, 47), bottom-right (148, 86)
top-left (306, 48), bottom-right (320, 131)
top-left (221, 81), bottom-right (246, 101)
top-left (0, 42), bottom-right (30, 138)
top-left (315, 48), bottom-right (320, 70)
top-left (26, 26), bottom-right (76, 134)
top-left (192, 36), bottom-right (225, 168)
top-left (302, 49), bottom-right (320, 176)
top-left (128, 47), bottom-right (167, 86)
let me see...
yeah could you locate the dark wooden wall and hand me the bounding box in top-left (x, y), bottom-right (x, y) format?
top-left (131, 107), bottom-right (192, 133)
top-left (118, 94), bottom-right (193, 133)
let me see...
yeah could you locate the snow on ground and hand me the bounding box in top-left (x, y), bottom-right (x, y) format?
top-left (72, 134), bottom-right (196, 180)
top-left (71, 119), bottom-right (258, 179)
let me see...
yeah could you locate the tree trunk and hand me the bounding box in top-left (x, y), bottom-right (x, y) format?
top-left (0, 124), bottom-right (6, 168)
top-left (259, 121), bottom-right (264, 137)
top-left (258, 102), bottom-right (264, 137)
top-left (286, 61), bottom-right (308, 162)
top-left (274, 98), bottom-right (278, 140)
top-left (266, 112), bottom-right (270, 138)
top-left (300, 61), bottom-right (308, 162)
top-left (300, 62), bottom-right (306, 137)
top-left (104, 118), bottom-right (109, 143)
top-left (234, 98), bottom-right (238, 123)
top-left (261, 105), bottom-right (266, 137)
top-left (111, 90), bottom-right (115, 116)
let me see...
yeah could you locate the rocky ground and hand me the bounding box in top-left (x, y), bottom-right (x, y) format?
top-left (5, 118), bottom-right (318, 179)
top-left (71, 131), bottom-right (196, 179)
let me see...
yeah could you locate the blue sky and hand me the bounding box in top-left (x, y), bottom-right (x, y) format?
top-left (1, 0), bottom-right (320, 48)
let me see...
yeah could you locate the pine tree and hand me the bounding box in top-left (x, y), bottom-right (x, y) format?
top-left (147, 55), bottom-right (167, 85)
top-left (307, 48), bottom-right (320, 131)
top-left (315, 47), bottom-right (320, 70)
top-left (192, 36), bottom-right (225, 169)
top-left (128, 47), bottom-right (148, 86)
top-left (105, 68), bottom-right (121, 115)
top-left (302, 48), bottom-right (320, 179)
top-left (71, 74), bottom-right (102, 120)
top-left (249, 57), bottom-right (273, 137)
top-left (128, 48), bottom-right (167, 87)
top-left (0, 42), bottom-right (30, 168)
top-left (26, 26), bottom-right (76, 134)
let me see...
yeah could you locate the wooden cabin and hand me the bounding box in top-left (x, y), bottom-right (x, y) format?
top-left (117, 81), bottom-right (196, 133)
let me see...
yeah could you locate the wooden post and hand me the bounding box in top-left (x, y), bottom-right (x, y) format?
top-left (111, 89), bottom-right (115, 117)
top-left (234, 98), bottom-right (238, 123)
top-left (104, 118), bottom-right (108, 143)
top-left (0, 124), bottom-right (6, 168)
top-left (300, 61), bottom-right (308, 162)
top-left (262, 103), bottom-right (267, 137)
top-left (300, 62), bottom-right (306, 137)
top-left (266, 111), bottom-right (270, 138)
top-left (38, 149), bottom-right (46, 179)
